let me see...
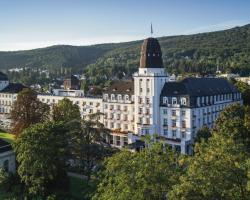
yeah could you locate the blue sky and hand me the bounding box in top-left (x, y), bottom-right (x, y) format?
top-left (0, 0), bottom-right (250, 51)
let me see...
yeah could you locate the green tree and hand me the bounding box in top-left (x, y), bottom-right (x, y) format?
top-left (13, 121), bottom-right (69, 198)
top-left (93, 143), bottom-right (183, 200)
top-left (194, 126), bottom-right (211, 144)
top-left (235, 81), bottom-right (250, 105)
top-left (11, 88), bottom-right (50, 135)
top-left (52, 98), bottom-right (81, 123)
top-left (169, 103), bottom-right (250, 200)
top-left (70, 113), bottom-right (112, 183)
top-left (169, 132), bottom-right (249, 200)
top-left (214, 103), bottom-right (250, 152)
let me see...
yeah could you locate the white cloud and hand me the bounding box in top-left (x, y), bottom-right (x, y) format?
top-left (183, 20), bottom-right (247, 35)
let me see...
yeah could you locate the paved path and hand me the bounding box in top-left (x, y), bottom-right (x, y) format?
top-left (67, 172), bottom-right (87, 180)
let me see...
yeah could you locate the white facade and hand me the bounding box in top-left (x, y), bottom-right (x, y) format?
top-left (134, 67), bottom-right (169, 136)
top-left (0, 37), bottom-right (243, 154)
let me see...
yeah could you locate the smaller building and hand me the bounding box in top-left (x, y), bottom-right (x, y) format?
top-left (0, 139), bottom-right (15, 173)
top-left (0, 76), bottom-right (26, 116)
top-left (63, 75), bottom-right (80, 90)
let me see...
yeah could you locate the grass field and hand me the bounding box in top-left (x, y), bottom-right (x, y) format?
top-left (0, 132), bottom-right (15, 143)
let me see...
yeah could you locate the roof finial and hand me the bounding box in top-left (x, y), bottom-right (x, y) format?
top-left (151, 22), bottom-right (153, 36)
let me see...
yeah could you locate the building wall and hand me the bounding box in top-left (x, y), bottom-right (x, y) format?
top-left (0, 150), bottom-right (16, 173)
top-left (37, 95), bottom-right (103, 119)
top-left (133, 68), bottom-right (168, 136)
top-left (0, 93), bottom-right (16, 114)
top-left (159, 93), bottom-right (242, 153)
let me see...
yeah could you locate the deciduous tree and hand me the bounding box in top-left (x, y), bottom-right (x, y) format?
top-left (11, 88), bottom-right (49, 135)
top-left (52, 98), bottom-right (81, 123)
top-left (93, 143), bottom-right (183, 200)
top-left (13, 121), bottom-right (69, 197)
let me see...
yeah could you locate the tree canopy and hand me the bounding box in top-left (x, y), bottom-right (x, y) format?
top-left (13, 121), bottom-right (69, 197)
top-left (93, 143), bottom-right (183, 200)
top-left (10, 88), bottom-right (50, 135)
top-left (52, 97), bottom-right (81, 123)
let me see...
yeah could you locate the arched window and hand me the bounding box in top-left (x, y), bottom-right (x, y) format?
top-left (181, 98), bottom-right (187, 105)
top-left (118, 95), bottom-right (122, 101)
top-left (3, 160), bottom-right (9, 172)
top-left (163, 97), bottom-right (168, 104)
top-left (172, 97), bottom-right (177, 105)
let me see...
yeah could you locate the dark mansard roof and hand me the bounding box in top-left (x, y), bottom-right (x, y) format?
top-left (0, 139), bottom-right (12, 153)
top-left (139, 37), bottom-right (163, 68)
top-left (0, 72), bottom-right (8, 81)
top-left (161, 77), bottom-right (239, 97)
top-left (0, 83), bottom-right (26, 93)
top-left (104, 80), bottom-right (134, 95)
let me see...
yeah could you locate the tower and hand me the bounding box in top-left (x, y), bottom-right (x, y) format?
top-left (133, 37), bottom-right (169, 136)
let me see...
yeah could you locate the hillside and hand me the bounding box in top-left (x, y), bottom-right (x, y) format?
top-left (1, 24), bottom-right (250, 85)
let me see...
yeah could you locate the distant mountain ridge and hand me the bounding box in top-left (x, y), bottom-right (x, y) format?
top-left (1, 24), bottom-right (250, 79)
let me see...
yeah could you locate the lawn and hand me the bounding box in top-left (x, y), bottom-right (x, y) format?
top-left (0, 132), bottom-right (15, 143)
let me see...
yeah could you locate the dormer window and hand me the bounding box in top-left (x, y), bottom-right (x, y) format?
top-left (197, 97), bottom-right (200, 106)
top-left (181, 98), bottom-right (186, 105)
top-left (118, 95), bottom-right (122, 101)
top-left (163, 97), bottom-right (168, 104)
top-left (172, 97), bottom-right (177, 105)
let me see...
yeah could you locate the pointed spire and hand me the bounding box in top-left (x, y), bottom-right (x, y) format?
top-left (151, 22), bottom-right (153, 36)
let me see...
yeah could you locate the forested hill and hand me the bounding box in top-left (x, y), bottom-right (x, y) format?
top-left (1, 23), bottom-right (250, 84)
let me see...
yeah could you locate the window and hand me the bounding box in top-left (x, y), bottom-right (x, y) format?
top-left (172, 110), bottom-right (176, 116)
top-left (181, 110), bottom-right (186, 116)
top-left (172, 97), bottom-right (177, 105)
top-left (123, 137), bottom-right (128, 145)
top-left (172, 120), bottom-right (176, 127)
top-left (116, 136), bottom-right (120, 146)
top-left (111, 94), bottom-right (115, 101)
top-left (3, 160), bottom-right (9, 172)
top-left (145, 129), bottom-right (149, 135)
top-left (124, 114), bottom-right (128, 121)
top-left (138, 97), bottom-right (142, 104)
top-left (140, 88), bottom-right (143, 92)
top-left (163, 97), bottom-right (168, 104)
top-left (163, 109), bottom-right (167, 114)
top-left (146, 98), bottom-right (150, 104)
top-left (118, 95), bottom-right (122, 101)
top-left (172, 130), bottom-right (177, 137)
top-left (124, 124), bottom-right (128, 130)
top-left (197, 97), bottom-right (200, 106)
top-left (139, 107), bottom-right (143, 114)
top-left (163, 118), bottom-right (168, 126)
top-left (182, 120), bottom-right (186, 128)
top-left (181, 131), bottom-right (186, 139)
top-left (123, 106), bottom-right (127, 111)
top-left (163, 129), bottom-right (168, 136)
top-left (181, 98), bottom-right (186, 105)
top-left (111, 122), bottom-right (114, 128)
top-left (139, 117), bottom-right (143, 124)
top-left (146, 108), bottom-right (150, 115)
